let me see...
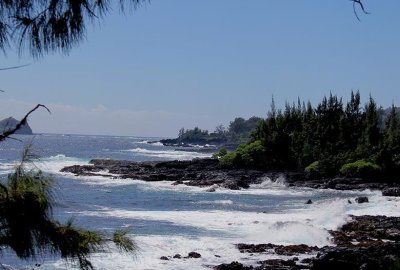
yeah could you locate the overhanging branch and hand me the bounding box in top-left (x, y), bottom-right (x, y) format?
top-left (0, 104), bottom-right (51, 141)
top-left (351, 0), bottom-right (370, 21)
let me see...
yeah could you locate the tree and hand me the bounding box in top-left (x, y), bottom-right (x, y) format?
top-left (0, 0), bottom-right (147, 57)
top-left (1, 1), bottom-right (145, 268)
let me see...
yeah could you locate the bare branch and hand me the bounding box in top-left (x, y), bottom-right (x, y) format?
top-left (0, 104), bottom-right (51, 142)
top-left (351, 0), bottom-right (370, 21)
top-left (0, 63), bottom-right (30, 71)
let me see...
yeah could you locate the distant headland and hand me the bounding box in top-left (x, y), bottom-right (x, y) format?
top-left (0, 117), bottom-right (33, 135)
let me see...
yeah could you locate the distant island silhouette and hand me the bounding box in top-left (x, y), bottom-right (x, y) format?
top-left (0, 117), bottom-right (33, 135)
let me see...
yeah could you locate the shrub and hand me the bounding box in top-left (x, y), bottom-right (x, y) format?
top-left (305, 161), bottom-right (320, 174)
top-left (340, 160), bottom-right (381, 179)
top-left (220, 152), bottom-right (238, 167)
top-left (304, 161), bottom-right (323, 178)
top-left (219, 140), bottom-right (266, 168)
top-left (236, 140), bottom-right (265, 167)
top-left (212, 148), bottom-right (228, 159)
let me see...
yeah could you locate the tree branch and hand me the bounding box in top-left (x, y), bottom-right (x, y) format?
top-left (0, 63), bottom-right (30, 71)
top-left (0, 104), bottom-right (51, 142)
top-left (351, 0), bottom-right (370, 21)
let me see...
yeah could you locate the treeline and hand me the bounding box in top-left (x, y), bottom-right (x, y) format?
top-left (217, 92), bottom-right (400, 182)
top-left (161, 117), bottom-right (263, 145)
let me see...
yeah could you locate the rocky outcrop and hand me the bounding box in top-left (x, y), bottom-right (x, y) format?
top-left (61, 158), bottom-right (400, 194)
top-left (214, 216), bottom-right (400, 270)
top-left (236, 243), bottom-right (319, 256)
top-left (0, 117), bottom-right (33, 135)
top-left (61, 158), bottom-right (281, 190)
top-left (382, 187), bottom-right (400, 196)
top-left (355, 196), bottom-right (369, 203)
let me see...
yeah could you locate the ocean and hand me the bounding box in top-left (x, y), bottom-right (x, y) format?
top-left (0, 134), bottom-right (399, 269)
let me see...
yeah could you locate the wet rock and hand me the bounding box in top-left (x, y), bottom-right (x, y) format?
top-left (257, 259), bottom-right (300, 270)
top-left (236, 243), bottom-right (274, 253)
top-left (274, 244), bottom-right (319, 256)
top-left (171, 180), bottom-right (183, 185)
top-left (61, 158), bottom-right (270, 190)
top-left (187, 252), bottom-right (201, 258)
top-left (214, 261), bottom-right (252, 270)
top-left (231, 216), bottom-right (400, 270)
top-left (310, 243), bottom-right (400, 270)
top-left (382, 187), bottom-right (400, 197)
top-left (332, 215), bottom-right (400, 244)
top-left (355, 196), bottom-right (369, 204)
top-left (173, 254), bottom-right (182, 259)
top-left (236, 243), bottom-right (318, 256)
top-left (221, 180), bottom-right (241, 190)
top-left (160, 256), bottom-right (169, 260)
top-left (305, 199), bottom-right (313, 204)
top-left (206, 187), bottom-right (216, 192)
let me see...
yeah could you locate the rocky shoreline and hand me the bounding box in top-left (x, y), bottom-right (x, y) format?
top-left (60, 158), bottom-right (400, 269)
top-left (60, 158), bottom-right (400, 195)
top-left (153, 216), bottom-right (400, 270)
top-left (213, 215), bottom-right (400, 270)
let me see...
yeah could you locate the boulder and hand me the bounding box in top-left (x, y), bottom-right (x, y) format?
top-left (382, 187), bottom-right (400, 197)
top-left (355, 196), bottom-right (369, 204)
top-left (187, 252), bottom-right (201, 258)
top-left (214, 261), bottom-right (252, 270)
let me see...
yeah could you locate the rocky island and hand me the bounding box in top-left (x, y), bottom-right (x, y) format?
top-left (0, 117), bottom-right (33, 135)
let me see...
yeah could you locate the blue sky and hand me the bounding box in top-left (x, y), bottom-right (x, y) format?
top-left (1, 0), bottom-right (399, 137)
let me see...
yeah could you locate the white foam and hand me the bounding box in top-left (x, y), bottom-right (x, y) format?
top-left (251, 176), bottom-right (288, 189)
top-left (136, 141), bottom-right (164, 146)
top-left (72, 204), bottom-right (341, 247)
top-left (27, 154), bottom-right (89, 175)
top-left (347, 193), bottom-right (400, 217)
top-left (44, 234), bottom-right (306, 270)
top-left (196, 200), bottom-right (234, 205)
top-left (71, 174), bottom-right (139, 187)
top-left (125, 148), bottom-right (212, 160)
top-left (0, 162), bottom-right (16, 175)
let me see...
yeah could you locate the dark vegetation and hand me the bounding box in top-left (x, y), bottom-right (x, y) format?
top-left (160, 117), bottom-right (263, 146)
top-left (218, 92), bottom-right (400, 183)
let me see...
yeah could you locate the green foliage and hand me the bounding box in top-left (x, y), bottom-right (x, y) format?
top-left (220, 152), bottom-right (238, 167)
top-left (305, 161), bottom-right (320, 174)
top-left (163, 116), bottom-right (263, 145)
top-left (113, 230), bottom-right (137, 253)
top-left (340, 160), bottom-right (381, 179)
top-left (0, 164), bottom-right (136, 269)
top-left (221, 91), bottom-right (400, 181)
top-left (220, 140), bottom-right (266, 168)
top-left (213, 148), bottom-right (228, 159)
top-left (228, 117), bottom-right (263, 143)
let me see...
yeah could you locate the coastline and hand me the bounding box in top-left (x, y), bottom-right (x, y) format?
top-left (61, 158), bottom-right (400, 195)
top-left (60, 157), bottom-right (400, 269)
